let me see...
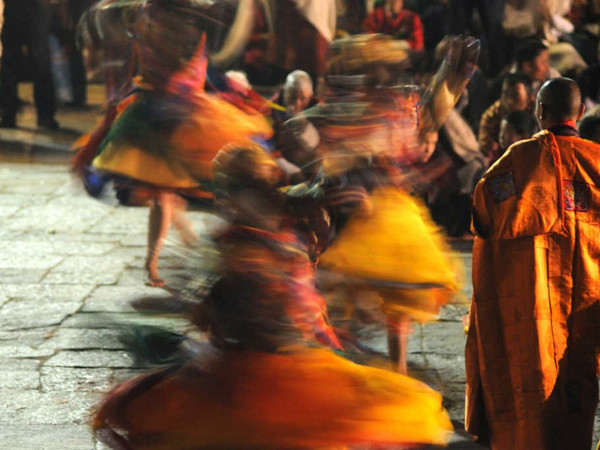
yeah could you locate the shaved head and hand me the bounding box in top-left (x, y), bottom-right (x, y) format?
top-left (536, 77), bottom-right (583, 127)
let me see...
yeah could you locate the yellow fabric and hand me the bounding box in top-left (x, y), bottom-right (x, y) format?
top-left (320, 187), bottom-right (461, 288)
top-left (319, 187), bottom-right (460, 321)
top-left (169, 95), bottom-right (273, 181)
top-left (466, 132), bottom-right (600, 450)
top-left (93, 142), bottom-right (200, 188)
top-left (379, 287), bottom-right (455, 322)
top-left (95, 347), bottom-right (452, 449)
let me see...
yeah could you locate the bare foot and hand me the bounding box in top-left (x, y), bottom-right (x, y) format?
top-left (145, 264), bottom-right (165, 288)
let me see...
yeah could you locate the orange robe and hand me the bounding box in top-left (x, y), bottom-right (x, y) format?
top-left (465, 130), bottom-right (600, 449)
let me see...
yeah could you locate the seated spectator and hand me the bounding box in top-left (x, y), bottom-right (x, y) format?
top-left (579, 115), bottom-right (600, 143)
top-left (363, 0), bottom-right (424, 51)
top-left (271, 71), bottom-right (319, 182)
top-left (493, 110), bottom-right (539, 165)
top-left (515, 39), bottom-right (559, 93)
top-left (489, 39), bottom-right (559, 103)
top-left (412, 117), bottom-right (485, 237)
top-left (479, 73), bottom-right (533, 158)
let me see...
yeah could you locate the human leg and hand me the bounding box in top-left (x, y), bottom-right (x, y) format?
top-left (0, 2), bottom-right (22, 127)
top-left (28, 1), bottom-right (57, 127)
top-left (387, 314), bottom-right (411, 374)
top-left (145, 191), bottom-right (176, 287)
top-left (170, 195), bottom-right (198, 247)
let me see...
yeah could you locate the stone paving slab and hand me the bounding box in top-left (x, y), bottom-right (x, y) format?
top-left (83, 285), bottom-right (177, 313)
top-left (0, 390), bottom-right (101, 425)
top-left (45, 350), bottom-right (136, 369)
top-left (38, 328), bottom-right (125, 351)
top-left (41, 367), bottom-right (115, 393)
top-left (0, 425), bottom-right (95, 450)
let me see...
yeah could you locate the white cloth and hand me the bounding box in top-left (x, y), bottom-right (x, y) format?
top-left (293, 0), bottom-right (337, 42)
top-left (443, 109), bottom-right (483, 164)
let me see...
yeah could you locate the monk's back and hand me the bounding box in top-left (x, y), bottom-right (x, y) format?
top-left (467, 131), bottom-right (600, 450)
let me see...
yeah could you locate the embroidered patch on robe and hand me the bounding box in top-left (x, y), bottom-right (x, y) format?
top-left (563, 180), bottom-right (590, 212)
top-left (487, 171), bottom-right (516, 203)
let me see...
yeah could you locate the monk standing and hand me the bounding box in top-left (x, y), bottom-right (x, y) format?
top-left (465, 77), bottom-right (600, 449)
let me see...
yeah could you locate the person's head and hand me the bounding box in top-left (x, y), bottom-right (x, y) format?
top-left (516, 39), bottom-right (550, 82)
top-left (386, 0), bottom-right (403, 15)
top-left (578, 115), bottom-right (600, 143)
top-left (212, 143), bottom-right (284, 229)
top-left (535, 77), bottom-right (585, 130)
top-left (418, 131), bottom-right (439, 163)
top-left (283, 70), bottom-right (314, 115)
top-left (500, 73), bottom-right (533, 112)
top-left (499, 110), bottom-right (538, 150)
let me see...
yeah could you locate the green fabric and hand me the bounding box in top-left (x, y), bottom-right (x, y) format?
top-left (98, 97), bottom-right (176, 157)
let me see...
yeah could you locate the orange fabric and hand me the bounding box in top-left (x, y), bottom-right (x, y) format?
top-left (94, 346), bottom-right (452, 449)
top-left (466, 131), bottom-right (600, 449)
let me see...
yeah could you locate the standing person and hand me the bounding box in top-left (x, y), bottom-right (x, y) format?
top-left (363, 0), bottom-right (424, 51)
top-left (447, 0), bottom-right (506, 75)
top-left (0, 0), bottom-right (58, 129)
top-left (64, 0), bottom-right (95, 107)
top-left (465, 78), bottom-right (600, 449)
top-left (267, 0), bottom-right (336, 83)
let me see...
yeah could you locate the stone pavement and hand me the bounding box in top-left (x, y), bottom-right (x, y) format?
top-left (0, 162), bottom-right (597, 449)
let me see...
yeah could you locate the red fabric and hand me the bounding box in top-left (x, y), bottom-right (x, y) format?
top-left (363, 8), bottom-right (424, 51)
top-left (551, 119), bottom-right (578, 129)
top-left (267, 0), bottom-right (330, 76)
top-left (71, 106), bottom-right (118, 174)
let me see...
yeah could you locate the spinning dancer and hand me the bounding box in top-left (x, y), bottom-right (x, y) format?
top-left (73, 0), bottom-right (271, 287)
top-left (281, 34), bottom-right (478, 373)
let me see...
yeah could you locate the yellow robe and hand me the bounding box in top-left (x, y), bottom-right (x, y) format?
top-left (466, 131), bottom-right (600, 449)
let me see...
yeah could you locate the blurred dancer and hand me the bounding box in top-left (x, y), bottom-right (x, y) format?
top-left (283, 34), bottom-right (478, 373)
top-left (93, 142), bottom-right (454, 449)
top-left (73, 0), bottom-right (271, 287)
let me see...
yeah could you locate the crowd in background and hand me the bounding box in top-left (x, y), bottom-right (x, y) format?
top-left (4, 0), bottom-right (600, 235)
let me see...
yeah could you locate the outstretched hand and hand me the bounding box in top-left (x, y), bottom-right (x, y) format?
top-left (443, 36), bottom-right (480, 94)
